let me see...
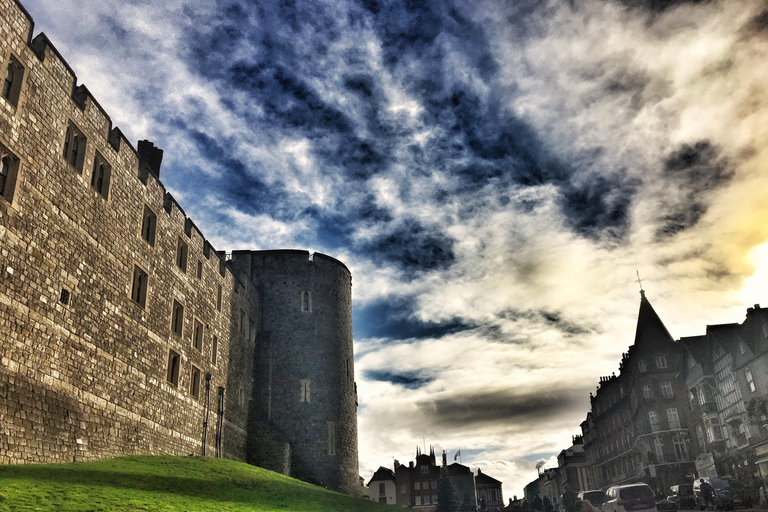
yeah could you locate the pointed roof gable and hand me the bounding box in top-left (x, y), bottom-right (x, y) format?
top-left (633, 291), bottom-right (675, 349)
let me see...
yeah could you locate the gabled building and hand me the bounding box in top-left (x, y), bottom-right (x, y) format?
top-left (582, 291), bottom-right (695, 493)
top-left (447, 462), bottom-right (479, 511)
top-left (368, 466), bottom-right (397, 505)
top-left (475, 469), bottom-right (504, 509)
top-left (682, 304), bottom-right (768, 484)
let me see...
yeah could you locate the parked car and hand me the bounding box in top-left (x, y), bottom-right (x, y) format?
top-left (692, 478), bottom-right (734, 510)
top-left (668, 484), bottom-right (696, 510)
top-left (656, 499), bottom-right (678, 512)
top-left (603, 484), bottom-right (658, 512)
top-left (579, 490), bottom-right (606, 506)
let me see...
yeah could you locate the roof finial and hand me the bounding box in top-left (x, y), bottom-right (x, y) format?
top-left (636, 270), bottom-right (645, 298)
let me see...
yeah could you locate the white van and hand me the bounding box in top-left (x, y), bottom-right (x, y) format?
top-left (603, 484), bottom-right (658, 512)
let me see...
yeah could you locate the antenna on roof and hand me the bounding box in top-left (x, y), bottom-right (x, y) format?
top-left (635, 270), bottom-right (645, 298)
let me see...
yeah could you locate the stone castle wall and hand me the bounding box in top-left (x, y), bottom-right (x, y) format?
top-left (0, 0), bottom-right (358, 493)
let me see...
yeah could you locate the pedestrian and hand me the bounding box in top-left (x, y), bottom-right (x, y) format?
top-left (563, 485), bottom-right (577, 512)
top-left (700, 479), bottom-right (715, 511)
top-left (544, 495), bottom-right (553, 512)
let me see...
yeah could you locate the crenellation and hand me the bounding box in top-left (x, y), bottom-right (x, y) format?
top-left (0, 0), bottom-right (359, 496)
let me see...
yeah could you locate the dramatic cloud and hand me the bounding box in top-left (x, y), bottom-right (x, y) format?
top-left (23, 0), bottom-right (768, 496)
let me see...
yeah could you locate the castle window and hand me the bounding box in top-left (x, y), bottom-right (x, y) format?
top-left (211, 335), bottom-right (218, 365)
top-left (166, 349), bottom-right (180, 387)
top-left (655, 355), bottom-right (667, 369)
top-left (240, 309), bottom-right (247, 334)
top-left (300, 379), bottom-right (311, 403)
top-left (141, 206), bottom-right (156, 246)
top-left (0, 145), bottom-right (20, 203)
top-left (193, 319), bottom-right (203, 351)
top-left (190, 365), bottom-right (201, 400)
top-left (249, 319), bottom-right (256, 342)
top-left (171, 300), bottom-right (184, 336)
top-left (176, 238), bottom-right (188, 272)
top-left (301, 291), bottom-right (311, 312)
top-left (90, 152), bottom-right (111, 199)
top-left (327, 421), bottom-right (336, 455)
top-left (1, 56), bottom-right (23, 107)
top-left (59, 288), bottom-right (70, 305)
top-left (63, 122), bottom-right (86, 172)
top-left (237, 386), bottom-right (245, 407)
top-left (196, 260), bottom-right (203, 279)
top-left (216, 284), bottom-right (222, 312)
top-left (131, 265), bottom-right (148, 308)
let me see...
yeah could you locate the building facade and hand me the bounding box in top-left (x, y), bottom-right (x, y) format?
top-left (581, 291), bottom-right (695, 493)
top-left (0, 0), bottom-right (358, 494)
top-left (683, 304), bottom-right (768, 491)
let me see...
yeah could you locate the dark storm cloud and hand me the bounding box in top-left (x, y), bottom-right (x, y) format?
top-left (364, 369), bottom-right (435, 389)
top-left (656, 140), bottom-right (733, 239)
top-left (362, 220), bottom-right (457, 273)
top-left (496, 309), bottom-right (596, 338)
top-left (613, 0), bottom-right (712, 13)
top-left (560, 174), bottom-right (636, 240)
top-left (422, 387), bottom-right (588, 428)
top-left (181, 128), bottom-right (293, 217)
top-left (354, 299), bottom-right (474, 340)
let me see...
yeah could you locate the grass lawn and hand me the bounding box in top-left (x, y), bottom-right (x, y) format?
top-left (0, 455), bottom-right (392, 511)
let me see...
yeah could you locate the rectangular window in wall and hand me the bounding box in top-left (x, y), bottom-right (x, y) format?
top-left (673, 435), bottom-right (688, 460)
top-left (216, 284), bottom-right (222, 312)
top-left (327, 421), bottom-right (336, 455)
top-left (300, 379), bottom-right (311, 403)
top-left (638, 360), bottom-right (647, 372)
top-left (130, 265), bottom-right (148, 308)
top-left (171, 300), bottom-right (184, 336)
top-left (649, 411), bottom-right (660, 432)
top-left (63, 122), bottom-right (86, 172)
top-left (190, 365), bottom-right (201, 400)
top-left (747, 368), bottom-right (756, 393)
top-left (643, 385), bottom-right (653, 400)
top-left (2, 55), bottom-right (24, 107)
top-left (654, 437), bottom-right (665, 462)
top-left (141, 206), bottom-right (157, 246)
top-left (0, 143), bottom-right (20, 203)
top-left (176, 238), bottom-right (188, 272)
top-left (193, 319), bottom-right (203, 351)
top-left (211, 335), bottom-right (218, 365)
top-left (661, 381), bottom-right (674, 399)
top-left (166, 349), bottom-right (180, 386)
top-left (301, 291), bottom-right (311, 312)
top-left (196, 260), bottom-right (203, 279)
top-left (667, 408), bottom-right (681, 429)
top-left (656, 355), bottom-right (667, 369)
top-left (240, 309), bottom-right (247, 334)
top-left (90, 151), bottom-right (111, 199)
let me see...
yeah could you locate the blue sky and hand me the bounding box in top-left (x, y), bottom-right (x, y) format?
top-left (22, 0), bottom-right (768, 496)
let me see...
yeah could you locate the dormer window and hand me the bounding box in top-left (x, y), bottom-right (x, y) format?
top-left (655, 355), bottom-right (667, 369)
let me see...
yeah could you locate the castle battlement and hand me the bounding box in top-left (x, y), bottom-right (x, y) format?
top-left (0, 0), bottom-right (359, 495)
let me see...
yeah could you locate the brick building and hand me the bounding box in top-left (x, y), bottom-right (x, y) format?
top-left (0, 0), bottom-right (358, 494)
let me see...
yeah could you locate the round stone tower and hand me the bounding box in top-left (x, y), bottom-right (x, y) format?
top-left (243, 250), bottom-right (358, 494)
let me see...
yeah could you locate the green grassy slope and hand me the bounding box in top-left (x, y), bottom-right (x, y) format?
top-left (0, 455), bottom-right (391, 512)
